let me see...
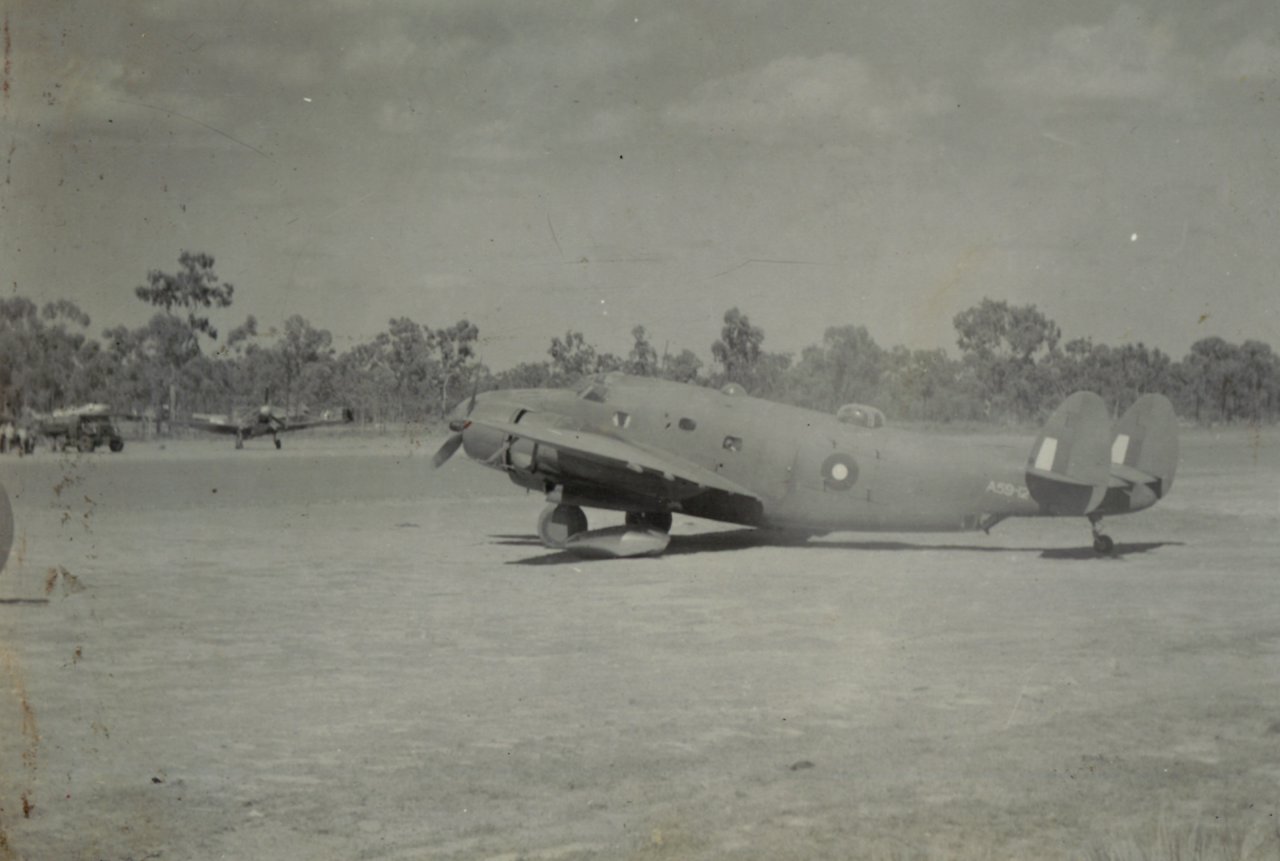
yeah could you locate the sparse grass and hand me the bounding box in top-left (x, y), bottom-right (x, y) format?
top-left (1084, 817), bottom-right (1280, 861)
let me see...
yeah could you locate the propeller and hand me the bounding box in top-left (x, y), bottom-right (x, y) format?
top-left (430, 384), bottom-right (479, 469)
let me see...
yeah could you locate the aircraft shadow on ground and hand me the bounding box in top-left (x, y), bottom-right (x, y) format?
top-left (497, 530), bottom-right (1184, 565)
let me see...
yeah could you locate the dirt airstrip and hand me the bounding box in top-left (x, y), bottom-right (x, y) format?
top-left (0, 429), bottom-right (1277, 860)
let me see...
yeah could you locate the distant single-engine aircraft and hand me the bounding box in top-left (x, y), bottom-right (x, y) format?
top-left (430, 373), bottom-right (1177, 558)
top-left (182, 406), bottom-right (354, 449)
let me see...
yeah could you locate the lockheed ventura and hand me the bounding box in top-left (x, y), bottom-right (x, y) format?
top-left (430, 373), bottom-right (1177, 558)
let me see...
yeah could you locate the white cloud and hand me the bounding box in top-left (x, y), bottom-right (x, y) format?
top-left (664, 53), bottom-right (950, 139)
top-left (987, 4), bottom-right (1177, 101)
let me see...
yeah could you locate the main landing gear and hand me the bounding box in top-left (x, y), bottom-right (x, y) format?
top-left (536, 504), bottom-right (673, 557)
top-left (537, 504), bottom-right (589, 549)
top-left (1089, 514), bottom-right (1115, 555)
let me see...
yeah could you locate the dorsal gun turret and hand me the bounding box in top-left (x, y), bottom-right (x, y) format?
top-left (836, 403), bottom-right (885, 429)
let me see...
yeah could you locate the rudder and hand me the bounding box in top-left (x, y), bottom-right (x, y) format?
top-left (1110, 393), bottom-right (1178, 498)
top-left (1025, 391), bottom-right (1112, 515)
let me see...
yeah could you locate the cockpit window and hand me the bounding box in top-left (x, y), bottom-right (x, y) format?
top-left (577, 375), bottom-right (609, 403)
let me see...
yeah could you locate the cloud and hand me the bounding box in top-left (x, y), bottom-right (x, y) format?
top-left (1221, 32), bottom-right (1280, 79)
top-left (986, 4), bottom-right (1178, 101)
top-left (663, 53), bottom-right (950, 140)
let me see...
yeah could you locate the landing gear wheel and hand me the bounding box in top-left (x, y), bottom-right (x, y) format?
top-left (235, 434), bottom-right (244, 450)
top-left (624, 511), bottom-right (673, 533)
top-left (537, 504), bottom-right (588, 549)
top-left (1089, 514), bottom-right (1114, 555)
top-left (109, 439), bottom-right (124, 453)
top-left (274, 437), bottom-right (282, 450)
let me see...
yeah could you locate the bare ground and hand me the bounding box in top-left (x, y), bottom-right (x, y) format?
top-left (0, 429), bottom-right (1278, 860)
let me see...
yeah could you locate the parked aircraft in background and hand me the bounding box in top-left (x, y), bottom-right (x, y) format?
top-left (182, 406), bottom-right (354, 449)
top-left (431, 373), bottom-right (1177, 558)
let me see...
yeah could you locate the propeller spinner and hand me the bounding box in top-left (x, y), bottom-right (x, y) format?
top-left (431, 386), bottom-right (479, 468)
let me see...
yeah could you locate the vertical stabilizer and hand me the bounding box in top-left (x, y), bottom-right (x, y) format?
top-left (1110, 393), bottom-right (1178, 497)
top-left (1025, 391), bottom-right (1112, 515)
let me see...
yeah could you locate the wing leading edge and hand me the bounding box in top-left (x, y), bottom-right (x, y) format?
top-left (467, 418), bottom-right (760, 501)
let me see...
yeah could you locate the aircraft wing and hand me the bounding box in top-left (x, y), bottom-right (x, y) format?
top-left (468, 418), bottom-right (760, 500)
top-left (275, 409), bottom-right (355, 434)
top-left (180, 415), bottom-right (247, 435)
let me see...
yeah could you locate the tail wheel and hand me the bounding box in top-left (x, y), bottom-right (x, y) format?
top-left (109, 439), bottom-right (124, 453)
top-left (625, 511), bottom-right (673, 533)
top-left (537, 504), bottom-right (588, 549)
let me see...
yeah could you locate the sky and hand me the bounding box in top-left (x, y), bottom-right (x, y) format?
top-left (4, 0), bottom-right (1279, 369)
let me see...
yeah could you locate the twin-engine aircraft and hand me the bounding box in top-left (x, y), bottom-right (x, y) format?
top-left (431, 373), bottom-right (1177, 558)
top-left (182, 406), bottom-right (354, 449)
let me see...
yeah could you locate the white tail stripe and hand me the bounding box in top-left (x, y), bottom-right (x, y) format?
top-left (1111, 433), bottom-right (1130, 465)
top-left (1035, 437), bottom-right (1059, 471)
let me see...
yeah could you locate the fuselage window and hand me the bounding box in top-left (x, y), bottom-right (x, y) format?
top-left (612, 411), bottom-right (631, 429)
top-left (678, 417), bottom-right (697, 431)
top-left (722, 436), bottom-right (742, 452)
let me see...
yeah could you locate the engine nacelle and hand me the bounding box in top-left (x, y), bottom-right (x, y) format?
top-left (836, 403), bottom-right (885, 429)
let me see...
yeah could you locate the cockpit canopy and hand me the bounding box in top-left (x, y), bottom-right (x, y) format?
top-left (576, 376), bottom-right (610, 403)
top-left (836, 403), bottom-right (885, 429)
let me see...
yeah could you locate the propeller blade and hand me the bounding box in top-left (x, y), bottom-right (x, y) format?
top-left (431, 432), bottom-right (464, 468)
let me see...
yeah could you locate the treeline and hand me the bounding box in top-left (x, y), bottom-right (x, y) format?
top-left (2, 252), bottom-right (1277, 426)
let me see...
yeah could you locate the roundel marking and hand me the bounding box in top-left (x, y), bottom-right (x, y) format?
top-left (821, 453), bottom-right (859, 491)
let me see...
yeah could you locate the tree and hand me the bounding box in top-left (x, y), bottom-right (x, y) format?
top-left (134, 251), bottom-right (235, 340)
top-left (1238, 340), bottom-right (1279, 422)
top-left (661, 348), bottom-right (703, 384)
top-left (429, 319), bottom-right (480, 415)
top-left (1184, 337), bottom-right (1242, 423)
top-left (278, 315), bottom-right (335, 413)
top-left (548, 330), bottom-right (599, 384)
top-left (378, 317), bottom-right (435, 420)
top-left (711, 308), bottom-right (764, 387)
top-left (626, 325), bottom-right (660, 376)
top-left (953, 299), bottom-right (1062, 420)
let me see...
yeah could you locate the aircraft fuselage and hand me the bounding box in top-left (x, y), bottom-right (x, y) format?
top-left (460, 377), bottom-right (1046, 534)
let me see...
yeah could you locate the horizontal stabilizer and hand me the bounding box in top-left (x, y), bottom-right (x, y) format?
top-left (1025, 391), bottom-right (1111, 515)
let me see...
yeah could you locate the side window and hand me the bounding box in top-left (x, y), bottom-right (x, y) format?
top-left (612, 411), bottom-right (631, 429)
top-left (678, 417), bottom-right (697, 431)
top-left (722, 436), bottom-right (743, 452)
